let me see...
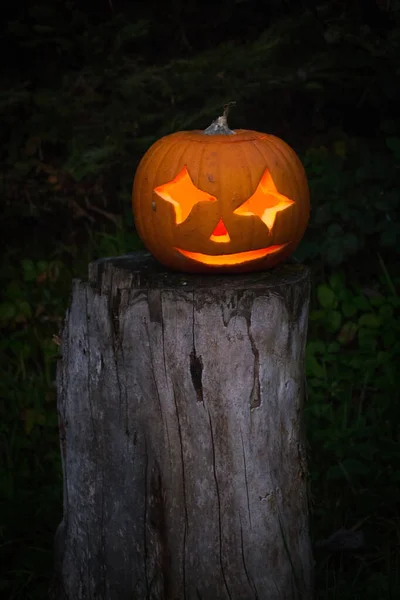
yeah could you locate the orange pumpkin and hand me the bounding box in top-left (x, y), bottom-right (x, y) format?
top-left (132, 108), bottom-right (310, 274)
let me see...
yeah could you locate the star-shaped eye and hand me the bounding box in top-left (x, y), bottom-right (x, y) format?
top-left (233, 169), bottom-right (294, 231)
top-left (154, 166), bottom-right (216, 224)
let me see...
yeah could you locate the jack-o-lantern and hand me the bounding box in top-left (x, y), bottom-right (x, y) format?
top-left (132, 107), bottom-right (310, 274)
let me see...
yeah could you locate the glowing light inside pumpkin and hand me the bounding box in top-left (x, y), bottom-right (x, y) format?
top-left (154, 166), bottom-right (216, 224)
top-left (210, 218), bottom-right (230, 243)
top-left (176, 244), bottom-right (289, 266)
top-left (233, 169), bottom-right (294, 230)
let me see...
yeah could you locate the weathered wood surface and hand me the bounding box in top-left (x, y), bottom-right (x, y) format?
top-left (51, 251), bottom-right (313, 600)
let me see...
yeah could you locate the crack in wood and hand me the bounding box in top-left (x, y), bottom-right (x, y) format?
top-left (208, 410), bottom-right (232, 600)
top-left (84, 287), bottom-right (97, 443)
top-left (240, 429), bottom-right (252, 529)
top-left (247, 319), bottom-right (261, 410)
top-left (190, 349), bottom-right (204, 403)
top-left (239, 517), bottom-right (259, 599)
top-left (147, 289), bottom-right (163, 324)
top-left (143, 437), bottom-right (150, 597)
top-left (172, 387), bottom-right (188, 599)
top-left (109, 280), bottom-right (122, 339)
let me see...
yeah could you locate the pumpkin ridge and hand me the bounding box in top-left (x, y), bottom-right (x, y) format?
top-left (260, 136), bottom-right (300, 224)
top-left (237, 141), bottom-right (259, 246)
top-left (255, 135), bottom-right (309, 237)
top-left (134, 137), bottom-right (184, 246)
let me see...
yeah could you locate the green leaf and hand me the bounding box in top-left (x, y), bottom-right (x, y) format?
top-left (327, 342), bottom-right (340, 353)
top-left (42, 338), bottom-right (58, 360)
top-left (327, 223), bottom-right (344, 236)
top-left (17, 301), bottom-right (32, 318)
top-left (340, 458), bottom-right (370, 476)
top-left (329, 272), bottom-right (345, 293)
top-left (324, 309), bottom-right (342, 333)
top-left (380, 222), bottom-right (400, 248)
top-left (337, 322), bottom-right (358, 345)
top-left (294, 239), bottom-right (319, 261)
top-left (307, 340), bottom-right (327, 355)
top-left (309, 309), bottom-right (325, 322)
top-left (304, 81), bottom-right (324, 90)
top-left (389, 296), bottom-right (400, 308)
top-left (369, 294), bottom-right (385, 307)
top-left (379, 304), bottom-right (393, 319)
top-left (353, 295), bottom-right (371, 311)
top-left (0, 302), bottom-right (16, 322)
top-left (326, 459), bottom-right (370, 482)
top-left (358, 313), bottom-right (381, 328)
top-left (314, 204), bottom-right (332, 225)
top-left (358, 328), bottom-right (377, 352)
top-left (386, 136), bottom-right (400, 157)
top-left (317, 284), bottom-right (336, 309)
top-left (383, 329), bottom-right (397, 348)
top-left (21, 259), bottom-right (36, 282)
top-left (36, 260), bottom-right (48, 276)
top-left (377, 351), bottom-right (391, 365)
top-left (306, 353), bottom-right (325, 379)
top-left (322, 238), bottom-right (344, 266)
top-left (342, 300), bottom-right (358, 317)
top-left (6, 280), bottom-right (23, 300)
top-left (342, 233), bottom-right (359, 255)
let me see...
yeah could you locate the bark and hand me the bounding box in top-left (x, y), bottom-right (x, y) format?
top-left (51, 251), bottom-right (313, 600)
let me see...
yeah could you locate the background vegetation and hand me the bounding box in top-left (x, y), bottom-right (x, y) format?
top-left (1, 0), bottom-right (399, 598)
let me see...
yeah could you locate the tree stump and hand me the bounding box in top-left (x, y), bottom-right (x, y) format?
top-left (51, 251), bottom-right (313, 600)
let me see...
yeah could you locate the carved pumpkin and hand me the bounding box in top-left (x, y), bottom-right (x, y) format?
top-left (132, 108), bottom-right (310, 273)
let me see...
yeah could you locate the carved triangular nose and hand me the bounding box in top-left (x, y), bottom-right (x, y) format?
top-left (210, 218), bottom-right (230, 243)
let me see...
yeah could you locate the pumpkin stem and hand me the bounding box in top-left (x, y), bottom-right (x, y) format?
top-left (203, 102), bottom-right (236, 136)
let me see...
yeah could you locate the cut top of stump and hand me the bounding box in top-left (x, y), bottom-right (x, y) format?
top-left (88, 251), bottom-right (309, 294)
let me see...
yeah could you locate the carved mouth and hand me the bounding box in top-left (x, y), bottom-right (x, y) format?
top-left (175, 244), bottom-right (289, 266)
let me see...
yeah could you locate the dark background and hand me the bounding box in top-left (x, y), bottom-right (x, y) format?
top-left (1, 1), bottom-right (399, 598)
